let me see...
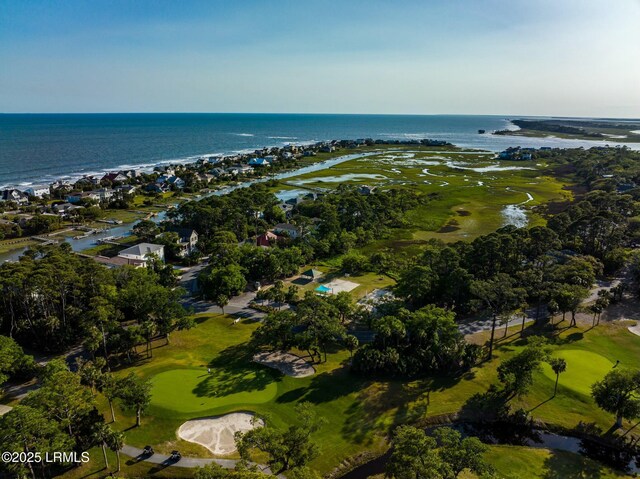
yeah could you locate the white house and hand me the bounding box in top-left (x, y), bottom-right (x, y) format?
top-left (273, 223), bottom-right (301, 239)
top-left (117, 243), bottom-right (165, 267)
top-left (24, 185), bottom-right (51, 198)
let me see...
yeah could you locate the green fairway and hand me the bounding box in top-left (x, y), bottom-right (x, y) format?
top-left (483, 444), bottom-right (633, 479)
top-left (540, 349), bottom-right (613, 396)
top-left (149, 368), bottom-right (279, 414)
top-left (99, 314), bottom-right (640, 475)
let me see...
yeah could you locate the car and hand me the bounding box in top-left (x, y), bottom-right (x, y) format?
top-left (170, 450), bottom-right (181, 461)
top-left (143, 445), bottom-right (154, 456)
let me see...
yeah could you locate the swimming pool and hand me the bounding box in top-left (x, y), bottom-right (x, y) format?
top-left (315, 285), bottom-right (332, 293)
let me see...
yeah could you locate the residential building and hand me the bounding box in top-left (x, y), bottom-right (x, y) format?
top-left (272, 223), bottom-right (300, 239)
top-left (66, 191), bottom-right (100, 204)
top-left (101, 172), bottom-right (128, 184)
top-left (24, 185), bottom-right (51, 198)
top-left (0, 189), bottom-right (29, 204)
top-left (249, 157), bottom-right (270, 167)
top-left (117, 243), bottom-right (165, 267)
top-left (166, 226), bottom-right (199, 256)
top-left (256, 231), bottom-right (280, 247)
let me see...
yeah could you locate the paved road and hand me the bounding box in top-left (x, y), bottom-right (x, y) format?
top-left (458, 273), bottom-right (627, 336)
top-left (182, 291), bottom-right (266, 321)
top-left (121, 445), bottom-right (276, 474)
top-left (178, 261), bottom-right (210, 295)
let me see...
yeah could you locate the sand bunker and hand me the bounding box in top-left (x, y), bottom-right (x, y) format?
top-left (628, 322), bottom-right (640, 337)
top-left (253, 351), bottom-right (315, 378)
top-left (178, 413), bottom-right (263, 455)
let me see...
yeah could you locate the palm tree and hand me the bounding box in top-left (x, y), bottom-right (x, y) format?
top-left (101, 373), bottom-right (119, 423)
top-left (105, 428), bottom-right (125, 472)
top-left (216, 294), bottom-right (229, 315)
top-left (93, 424), bottom-right (112, 470)
top-left (344, 334), bottom-right (359, 358)
top-left (549, 357), bottom-right (567, 397)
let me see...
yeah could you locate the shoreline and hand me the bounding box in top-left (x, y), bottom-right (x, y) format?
top-left (4, 126), bottom-right (640, 190)
top-left (0, 143), bottom-right (429, 262)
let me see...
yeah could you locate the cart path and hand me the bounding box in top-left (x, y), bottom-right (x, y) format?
top-left (121, 444), bottom-right (277, 475)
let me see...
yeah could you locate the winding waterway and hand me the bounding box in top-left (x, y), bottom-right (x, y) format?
top-left (0, 151), bottom-right (380, 263)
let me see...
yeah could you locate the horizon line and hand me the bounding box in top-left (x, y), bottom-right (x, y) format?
top-left (1, 112), bottom-right (640, 121)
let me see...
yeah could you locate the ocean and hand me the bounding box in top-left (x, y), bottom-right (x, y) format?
top-left (1, 113), bottom-right (639, 189)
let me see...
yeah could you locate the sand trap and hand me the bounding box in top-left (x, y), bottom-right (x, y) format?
top-left (253, 351), bottom-right (315, 378)
top-left (0, 405), bottom-right (13, 416)
top-left (178, 413), bottom-right (263, 455)
top-left (628, 322), bottom-right (640, 337)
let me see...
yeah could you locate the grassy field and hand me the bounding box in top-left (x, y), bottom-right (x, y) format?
top-left (0, 237), bottom-right (37, 254)
top-left (481, 444), bottom-right (634, 479)
top-left (84, 313), bottom-right (640, 477)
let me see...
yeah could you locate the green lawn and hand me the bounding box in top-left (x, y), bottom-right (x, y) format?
top-left (540, 349), bottom-right (613, 396)
top-left (482, 444), bottom-right (634, 479)
top-left (149, 368), bottom-right (279, 413)
top-left (88, 312), bottom-right (640, 478)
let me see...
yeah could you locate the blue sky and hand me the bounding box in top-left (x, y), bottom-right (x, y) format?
top-left (1, 0), bottom-right (639, 116)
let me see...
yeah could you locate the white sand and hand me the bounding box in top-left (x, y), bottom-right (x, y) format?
top-left (253, 351), bottom-right (315, 378)
top-left (0, 405), bottom-right (13, 416)
top-left (178, 413), bottom-right (263, 455)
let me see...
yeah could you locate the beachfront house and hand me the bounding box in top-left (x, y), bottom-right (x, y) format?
top-left (24, 185), bottom-right (51, 198)
top-left (0, 189), bottom-right (30, 204)
top-left (117, 243), bottom-right (165, 267)
top-left (101, 172), bottom-right (128, 184)
top-left (119, 169), bottom-right (142, 179)
top-left (74, 176), bottom-right (100, 188)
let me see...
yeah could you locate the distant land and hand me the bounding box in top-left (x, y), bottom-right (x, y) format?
top-left (494, 118), bottom-right (640, 142)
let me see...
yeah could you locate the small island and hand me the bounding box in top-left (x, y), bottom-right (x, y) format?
top-left (494, 118), bottom-right (640, 142)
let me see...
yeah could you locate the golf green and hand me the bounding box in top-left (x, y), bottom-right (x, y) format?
top-left (149, 368), bottom-right (279, 413)
top-left (541, 350), bottom-right (613, 396)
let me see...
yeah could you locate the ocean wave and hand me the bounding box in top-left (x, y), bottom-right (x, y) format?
top-left (231, 133), bottom-right (255, 137)
top-left (267, 136), bottom-right (298, 140)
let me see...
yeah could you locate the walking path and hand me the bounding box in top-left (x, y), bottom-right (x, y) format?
top-left (121, 444), bottom-right (276, 474)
